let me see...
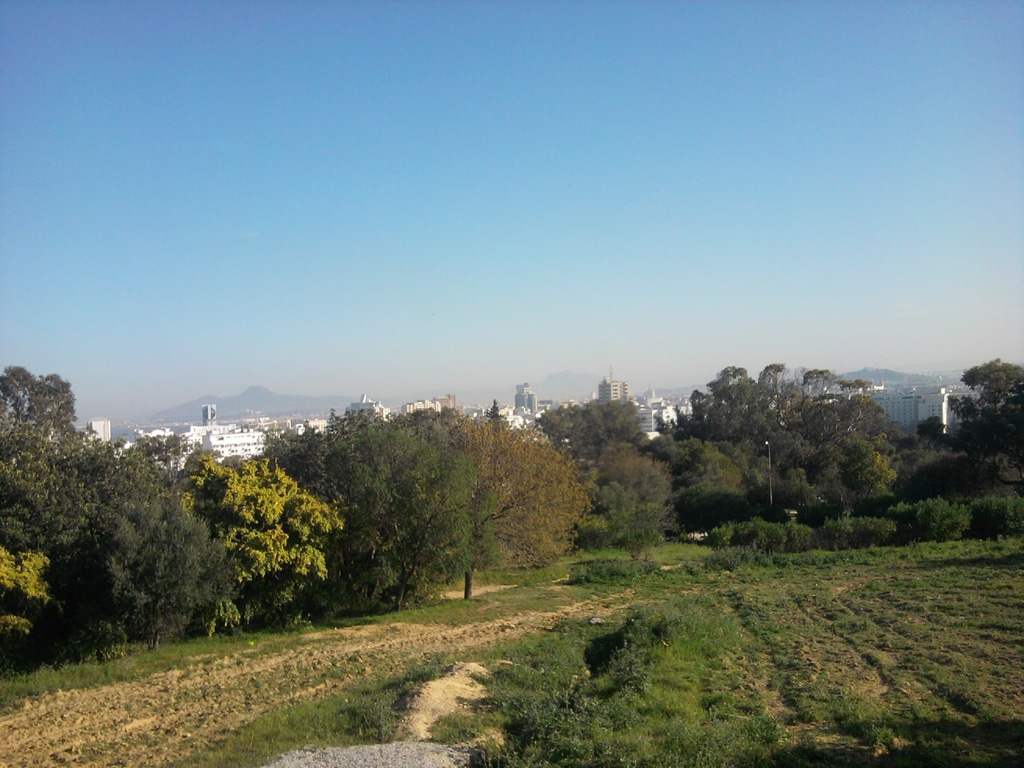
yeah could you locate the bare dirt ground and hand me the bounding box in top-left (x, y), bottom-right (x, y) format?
top-left (395, 661), bottom-right (492, 742)
top-left (0, 594), bottom-right (623, 768)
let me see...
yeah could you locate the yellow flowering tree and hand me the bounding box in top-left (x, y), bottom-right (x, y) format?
top-left (0, 547), bottom-right (50, 639)
top-left (186, 455), bottom-right (343, 625)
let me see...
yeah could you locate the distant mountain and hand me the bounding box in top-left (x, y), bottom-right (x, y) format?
top-left (841, 368), bottom-right (963, 388)
top-left (151, 386), bottom-right (357, 423)
top-left (531, 371), bottom-right (603, 402)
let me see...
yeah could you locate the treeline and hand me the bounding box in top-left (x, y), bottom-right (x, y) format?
top-left (539, 360), bottom-right (1023, 555)
top-left (0, 367), bottom-right (588, 668)
top-left (2, 358), bottom-right (1021, 669)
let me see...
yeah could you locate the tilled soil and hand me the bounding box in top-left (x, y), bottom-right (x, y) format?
top-left (0, 595), bottom-right (622, 768)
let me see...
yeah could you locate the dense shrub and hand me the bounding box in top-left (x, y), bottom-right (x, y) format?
top-left (705, 524), bottom-right (733, 550)
top-left (574, 516), bottom-right (611, 551)
top-left (913, 498), bottom-right (971, 542)
top-left (784, 520), bottom-right (813, 552)
top-left (969, 497), bottom-right (1024, 539)
top-left (675, 485), bottom-right (754, 533)
top-left (812, 517), bottom-right (896, 550)
top-left (708, 518), bottom-right (811, 555)
top-left (730, 518), bottom-right (786, 553)
top-left (568, 559), bottom-right (661, 585)
top-left (794, 501), bottom-right (844, 529)
top-left (702, 546), bottom-right (765, 571)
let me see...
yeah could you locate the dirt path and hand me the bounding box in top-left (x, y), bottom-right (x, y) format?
top-left (0, 595), bottom-right (623, 768)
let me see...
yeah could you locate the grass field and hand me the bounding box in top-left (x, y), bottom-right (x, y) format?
top-left (3, 539), bottom-right (1021, 767)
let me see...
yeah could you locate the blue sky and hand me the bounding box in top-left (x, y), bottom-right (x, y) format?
top-left (2, 1), bottom-right (1021, 421)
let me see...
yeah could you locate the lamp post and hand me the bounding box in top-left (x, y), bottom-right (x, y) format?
top-left (765, 440), bottom-right (773, 507)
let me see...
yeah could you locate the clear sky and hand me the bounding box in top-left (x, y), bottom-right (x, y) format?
top-left (2, 1), bottom-right (1022, 421)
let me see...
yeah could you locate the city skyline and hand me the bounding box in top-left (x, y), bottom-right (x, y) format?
top-left (2, 2), bottom-right (1021, 422)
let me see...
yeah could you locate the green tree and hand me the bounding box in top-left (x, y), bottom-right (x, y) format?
top-left (537, 401), bottom-right (646, 465)
top-left (594, 443), bottom-right (673, 558)
top-left (108, 497), bottom-right (232, 649)
top-left (838, 436), bottom-right (897, 509)
top-left (130, 433), bottom-right (194, 488)
top-left (486, 399), bottom-right (502, 422)
top-left (952, 359), bottom-right (1024, 488)
top-left (187, 455), bottom-right (343, 625)
top-left (687, 367), bottom-right (765, 446)
top-left (0, 366), bottom-right (76, 438)
top-left (457, 419), bottom-right (590, 595)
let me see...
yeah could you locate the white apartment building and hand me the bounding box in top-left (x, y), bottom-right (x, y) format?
top-left (637, 400), bottom-right (678, 434)
top-left (86, 418), bottom-right (111, 442)
top-left (871, 388), bottom-right (950, 433)
top-left (347, 394), bottom-right (391, 419)
top-left (403, 399), bottom-right (442, 415)
top-left (204, 429), bottom-right (266, 460)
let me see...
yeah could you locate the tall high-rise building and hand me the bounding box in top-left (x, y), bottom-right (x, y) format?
top-left (597, 371), bottom-right (631, 404)
top-left (202, 404), bottom-right (217, 426)
top-left (515, 383), bottom-right (538, 413)
top-left (87, 418), bottom-right (111, 442)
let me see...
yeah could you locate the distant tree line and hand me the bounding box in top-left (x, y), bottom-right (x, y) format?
top-left (1, 358), bottom-right (1020, 669)
top-left (0, 366), bottom-right (588, 669)
top-left (536, 360), bottom-right (1023, 554)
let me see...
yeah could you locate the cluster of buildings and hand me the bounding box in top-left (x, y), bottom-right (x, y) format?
top-left (90, 370), bottom-right (970, 464)
top-left (132, 404), bottom-right (268, 460)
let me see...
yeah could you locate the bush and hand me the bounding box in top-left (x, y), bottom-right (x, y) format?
top-left (712, 518), bottom-right (811, 555)
top-left (676, 485), bottom-right (754, 534)
top-left (969, 497), bottom-right (1024, 539)
top-left (705, 524), bottom-right (733, 550)
top-left (703, 546), bottom-right (765, 571)
top-left (796, 501), bottom-right (844, 528)
top-left (568, 559), bottom-right (661, 585)
top-left (913, 498), bottom-right (971, 542)
top-left (784, 521), bottom-right (813, 553)
top-left (575, 516), bottom-right (612, 551)
top-left (812, 517), bottom-right (896, 550)
top-left (730, 518), bottom-right (787, 553)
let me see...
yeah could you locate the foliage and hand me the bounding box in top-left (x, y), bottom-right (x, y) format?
top-left (676, 484), bottom-right (755, 533)
top-left (0, 366), bottom-right (76, 438)
top-left (0, 548), bottom-right (50, 641)
top-left (812, 516), bottom-right (897, 550)
top-left (457, 419), bottom-right (590, 571)
top-left (968, 496), bottom-right (1024, 540)
top-left (536, 400), bottom-right (647, 465)
top-left (679, 365), bottom-right (890, 515)
top-left (911, 498), bottom-right (972, 543)
top-left (592, 443), bottom-right (673, 558)
top-left (107, 497), bottom-right (232, 649)
top-left (187, 455), bottom-right (343, 624)
top-left (884, 498), bottom-right (972, 543)
top-left (707, 518), bottom-right (812, 555)
top-left (0, 406), bottom-right (175, 663)
top-left (838, 435), bottom-right (897, 508)
top-left (567, 558), bottom-right (661, 585)
top-left (952, 359), bottom-right (1024, 487)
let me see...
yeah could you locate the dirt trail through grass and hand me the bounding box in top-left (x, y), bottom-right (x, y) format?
top-left (0, 596), bottom-right (621, 768)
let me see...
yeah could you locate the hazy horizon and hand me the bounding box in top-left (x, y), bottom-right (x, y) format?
top-left (3, 2), bottom-right (1022, 422)
top-left (70, 359), bottom-right (993, 423)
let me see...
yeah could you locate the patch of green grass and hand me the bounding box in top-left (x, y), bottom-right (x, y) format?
top-left (10, 539), bottom-right (1024, 768)
top-left (483, 596), bottom-right (784, 767)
